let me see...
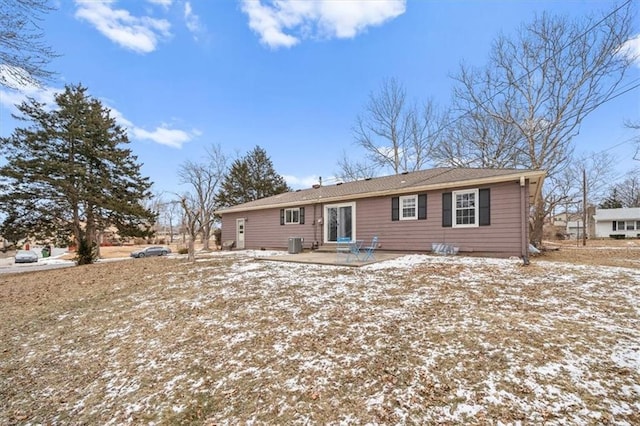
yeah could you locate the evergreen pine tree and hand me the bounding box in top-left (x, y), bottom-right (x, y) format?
top-left (216, 146), bottom-right (291, 207)
top-left (599, 188), bottom-right (623, 209)
top-left (0, 84), bottom-right (156, 263)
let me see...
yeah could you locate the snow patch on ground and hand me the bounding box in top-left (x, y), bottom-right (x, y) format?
top-left (2, 252), bottom-right (639, 424)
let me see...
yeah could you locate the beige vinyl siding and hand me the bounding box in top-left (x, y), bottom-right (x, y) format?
top-left (354, 181), bottom-right (526, 256)
top-left (221, 180), bottom-right (529, 257)
top-left (221, 206), bottom-right (321, 250)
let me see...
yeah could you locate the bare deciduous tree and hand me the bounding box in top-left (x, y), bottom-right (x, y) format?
top-left (335, 150), bottom-right (377, 182)
top-left (612, 171), bottom-right (640, 207)
top-left (145, 192), bottom-right (182, 244)
top-left (550, 152), bottom-right (616, 223)
top-left (442, 3), bottom-right (634, 243)
top-left (0, 0), bottom-right (57, 88)
top-left (163, 199), bottom-right (180, 243)
top-left (179, 195), bottom-right (200, 262)
top-left (434, 84), bottom-right (523, 168)
top-left (626, 120), bottom-right (640, 161)
top-left (178, 144), bottom-right (227, 250)
top-left (146, 191), bottom-right (166, 242)
top-left (343, 78), bottom-right (444, 179)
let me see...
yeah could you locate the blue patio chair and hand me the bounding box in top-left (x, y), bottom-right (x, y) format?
top-left (336, 237), bottom-right (351, 262)
top-left (362, 236), bottom-right (378, 261)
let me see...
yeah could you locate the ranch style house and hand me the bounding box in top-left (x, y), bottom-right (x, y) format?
top-left (215, 167), bottom-right (546, 259)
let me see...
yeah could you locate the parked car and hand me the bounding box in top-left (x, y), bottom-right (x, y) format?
top-left (14, 250), bottom-right (38, 263)
top-left (130, 246), bottom-right (171, 258)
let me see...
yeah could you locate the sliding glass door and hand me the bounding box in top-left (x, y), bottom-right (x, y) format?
top-left (325, 202), bottom-right (355, 242)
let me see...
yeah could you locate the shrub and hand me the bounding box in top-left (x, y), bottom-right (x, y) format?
top-left (178, 248), bottom-right (188, 255)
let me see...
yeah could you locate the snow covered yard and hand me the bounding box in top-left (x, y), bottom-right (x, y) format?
top-left (1, 252), bottom-right (639, 424)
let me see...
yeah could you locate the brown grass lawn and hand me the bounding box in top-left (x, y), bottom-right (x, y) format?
top-left (0, 242), bottom-right (638, 424)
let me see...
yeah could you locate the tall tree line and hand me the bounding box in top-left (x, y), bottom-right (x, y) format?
top-left (173, 145), bottom-right (290, 259)
top-left (339, 2), bottom-right (635, 244)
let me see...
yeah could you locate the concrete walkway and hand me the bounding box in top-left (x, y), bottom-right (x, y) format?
top-left (257, 250), bottom-right (403, 267)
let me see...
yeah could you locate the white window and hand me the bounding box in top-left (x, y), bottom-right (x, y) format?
top-left (627, 222), bottom-right (636, 231)
top-left (617, 221), bottom-right (625, 231)
top-left (453, 189), bottom-right (478, 228)
top-left (285, 208), bottom-right (300, 224)
top-left (400, 195), bottom-right (418, 220)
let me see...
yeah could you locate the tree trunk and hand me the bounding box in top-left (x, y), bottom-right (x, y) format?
top-left (530, 198), bottom-right (545, 246)
top-left (187, 237), bottom-right (195, 262)
top-left (202, 224), bottom-right (211, 250)
top-left (72, 203), bottom-right (81, 249)
top-left (86, 207), bottom-right (99, 259)
top-left (95, 231), bottom-right (102, 258)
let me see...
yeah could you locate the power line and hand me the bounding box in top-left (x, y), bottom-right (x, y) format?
top-left (443, 0), bottom-right (634, 140)
top-left (594, 135), bottom-right (638, 155)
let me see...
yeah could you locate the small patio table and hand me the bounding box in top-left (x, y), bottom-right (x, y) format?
top-left (336, 237), bottom-right (364, 263)
top-left (346, 240), bottom-right (364, 263)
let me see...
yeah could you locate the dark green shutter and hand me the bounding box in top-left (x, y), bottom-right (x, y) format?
top-left (612, 221), bottom-right (616, 231)
top-left (280, 209), bottom-right (284, 225)
top-left (418, 194), bottom-right (427, 220)
top-left (299, 207), bottom-right (305, 224)
top-left (392, 197), bottom-right (399, 221)
top-left (479, 188), bottom-right (490, 226)
top-left (442, 192), bottom-right (452, 227)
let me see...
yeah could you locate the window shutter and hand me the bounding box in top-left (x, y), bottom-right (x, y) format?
top-left (280, 209), bottom-right (284, 225)
top-left (479, 188), bottom-right (490, 226)
top-left (612, 221), bottom-right (616, 231)
top-left (299, 207), bottom-right (305, 224)
top-left (442, 192), bottom-right (452, 227)
top-left (391, 197), bottom-right (399, 221)
top-left (418, 194), bottom-right (427, 220)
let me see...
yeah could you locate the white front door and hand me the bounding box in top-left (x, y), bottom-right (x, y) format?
top-left (236, 218), bottom-right (245, 249)
top-left (324, 202), bottom-right (356, 242)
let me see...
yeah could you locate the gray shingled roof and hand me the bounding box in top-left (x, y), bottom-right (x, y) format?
top-left (215, 167), bottom-right (546, 214)
top-left (594, 207), bottom-right (640, 221)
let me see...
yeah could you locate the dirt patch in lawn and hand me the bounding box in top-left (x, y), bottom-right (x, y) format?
top-left (0, 246), bottom-right (638, 424)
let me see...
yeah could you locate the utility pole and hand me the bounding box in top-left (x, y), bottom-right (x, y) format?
top-left (582, 168), bottom-right (587, 246)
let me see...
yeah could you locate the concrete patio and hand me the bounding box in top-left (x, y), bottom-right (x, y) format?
top-left (255, 250), bottom-right (404, 267)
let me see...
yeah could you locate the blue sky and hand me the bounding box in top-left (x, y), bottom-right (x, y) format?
top-left (1, 0), bottom-right (639, 196)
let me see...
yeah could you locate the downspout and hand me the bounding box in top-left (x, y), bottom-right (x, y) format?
top-left (313, 204), bottom-right (318, 250)
top-left (520, 176), bottom-right (529, 265)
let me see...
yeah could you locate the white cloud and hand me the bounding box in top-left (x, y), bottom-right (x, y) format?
top-left (184, 1), bottom-right (207, 41)
top-left (241, 1), bottom-right (300, 48)
top-left (74, 0), bottom-right (171, 53)
top-left (282, 174), bottom-right (339, 189)
top-left (0, 67), bottom-right (59, 110)
top-left (105, 106), bottom-right (198, 148)
top-left (620, 34), bottom-right (640, 68)
top-left (240, 0), bottom-right (406, 49)
top-left (147, 0), bottom-right (172, 8)
top-left (131, 126), bottom-right (196, 148)
top-left (0, 82), bottom-right (196, 149)
top-left (0, 65), bottom-right (39, 91)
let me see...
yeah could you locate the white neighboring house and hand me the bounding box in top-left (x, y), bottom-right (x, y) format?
top-left (594, 207), bottom-right (640, 238)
